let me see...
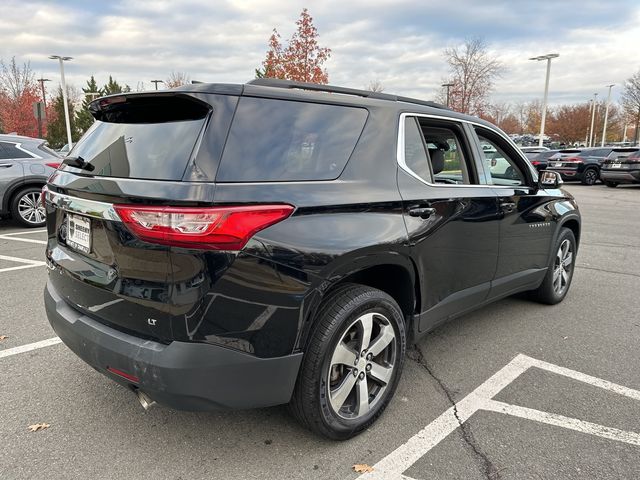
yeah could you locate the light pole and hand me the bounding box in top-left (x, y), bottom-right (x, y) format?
top-left (441, 82), bottom-right (454, 108)
top-left (49, 55), bottom-right (74, 149)
top-left (151, 79), bottom-right (164, 90)
top-left (588, 92), bottom-right (598, 147)
top-left (37, 78), bottom-right (51, 108)
top-left (601, 84), bottom-right (614, 147)
top-left (529, 53), bottom-right (559, 147)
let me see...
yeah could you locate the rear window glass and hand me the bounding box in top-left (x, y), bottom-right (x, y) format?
top-left (66, 96), bottom-right (209, 180)
top-left (217, 97), bottom-right (368, 182)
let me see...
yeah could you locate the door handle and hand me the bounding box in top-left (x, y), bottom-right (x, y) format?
top-left (408, 207), bottom-right (436, 218)
top-left (0, 163), bottom-right (13, 168)
top-left (500, 202), bottom-right (516, 213)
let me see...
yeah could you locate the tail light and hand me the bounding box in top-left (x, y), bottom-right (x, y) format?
top-left (563, 157), bottom-right (582, 163)
top-left (45, 162), bottom-right (61, 169)
top-left (531, 161), bottom-right (540, 166)
top-left (113, 204), bottom-right (295, 251)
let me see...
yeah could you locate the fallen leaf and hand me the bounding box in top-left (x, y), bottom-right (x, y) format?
top-left (27, 423), bottom-right (50, 432)
top-left (0, 335), bottom-right (8, 341)
top-left (353, 464), bottom-right (374, 473)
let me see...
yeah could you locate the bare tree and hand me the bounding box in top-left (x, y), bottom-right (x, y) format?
top-left (165, 71), bottom-right (190, 88)
top-left (366, 79), bottom-right (384, 92)
top-left (0, 56), bottom-right (36, 100)
top-left (442, 38), bottom-right (503, 115)
top-left (621, 68), bottom-right (640, 145)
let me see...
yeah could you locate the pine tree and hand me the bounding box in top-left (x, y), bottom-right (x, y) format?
top-left (103, 76), bottom-right (130, 95)
top-left (46, 87), bottom-right (80, 149)
top-left (76, 75), bottom-right (103, 135)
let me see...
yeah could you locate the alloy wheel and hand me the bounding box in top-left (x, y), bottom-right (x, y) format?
top-left (552, 239), bottom-right (573, 295)
top-left (327, 312), bottom-right (397, 420)
top-left (584, 169), bottom-right (597, 185)
top-left (17, 192), bottom-right (46, 225)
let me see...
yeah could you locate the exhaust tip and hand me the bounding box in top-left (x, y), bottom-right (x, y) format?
top-left (135, 390), bottom-right (157, 410)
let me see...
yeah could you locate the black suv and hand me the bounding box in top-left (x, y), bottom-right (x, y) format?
top-left (43, 80), bottom-right (580, 439)
top-left (545, 147), bottom-right (613, 185)
top-left (600, 148), bottom-right (640, 187)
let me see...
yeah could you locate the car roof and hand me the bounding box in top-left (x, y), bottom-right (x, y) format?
top-left (0, 134), bottom-right (44, 146)
top-left (93, 79), bottom-right (504, 133)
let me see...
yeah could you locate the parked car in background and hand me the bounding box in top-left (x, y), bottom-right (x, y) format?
top-left (600, 148), bottom-right (640, 187)
top-left (523, 149), bottom-right (560, 172)
top-left (0, 134), bottom-right (60, 227)
top-left (545, 147), bottom-right (613, 185)
top-left (43, 79), bottom-right (580, 439)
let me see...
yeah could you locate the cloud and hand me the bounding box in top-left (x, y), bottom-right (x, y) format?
top-left (0, 0), bottom-right (638, 106)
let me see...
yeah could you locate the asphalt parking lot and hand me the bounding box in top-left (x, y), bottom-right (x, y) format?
top-left (1, 184), bottom-right (639, 480)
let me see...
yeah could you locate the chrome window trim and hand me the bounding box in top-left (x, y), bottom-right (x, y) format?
top-left (45, 189), bottom-right (122, 222)
top-left (396, 112), bottom-right (536, 190)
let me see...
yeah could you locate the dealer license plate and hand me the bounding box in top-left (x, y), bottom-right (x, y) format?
top-left (67, 214), bottom-right (91, 254)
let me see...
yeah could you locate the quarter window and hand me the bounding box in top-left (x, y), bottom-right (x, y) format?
top-left (0, 142), bottom-right (33, 159)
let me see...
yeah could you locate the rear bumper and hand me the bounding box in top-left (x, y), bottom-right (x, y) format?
top-left (44, 280), bottom-right (303, 411)
top-left (600, 170), bottom-right (640, 183)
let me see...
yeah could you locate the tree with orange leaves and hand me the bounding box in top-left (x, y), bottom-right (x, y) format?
top-left (257, 9), bottom-right (331, 84)
top-left (0, 57), bottom-right (43, 137)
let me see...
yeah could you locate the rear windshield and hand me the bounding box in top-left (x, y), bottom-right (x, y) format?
top-left (66, 96), bottom-right (208, 180)
top-left (217, 97), bottom-right (368, 182)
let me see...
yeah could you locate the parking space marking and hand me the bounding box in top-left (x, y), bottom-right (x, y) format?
top-left (1, 229), bottom-right (47, 236)
top-left (0, 234), bottom-right (47, 245)
top-left (358, 354), bottom-right (640, 480)
top-left (0, 254), bottom-right (46, 273)
top-left (0, 337), bottom-right (61, 359)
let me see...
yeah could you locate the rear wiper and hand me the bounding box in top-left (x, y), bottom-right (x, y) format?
top-left (62, 156), bottom-right (95, 172)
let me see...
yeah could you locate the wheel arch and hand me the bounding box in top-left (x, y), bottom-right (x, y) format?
top-left (3, 178), bottom-right (46, 213)
top-left (297, 253), bottom-right (420, 350)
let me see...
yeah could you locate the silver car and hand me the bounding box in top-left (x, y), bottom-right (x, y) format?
top-left (0, 134), bottom-right (61, 227)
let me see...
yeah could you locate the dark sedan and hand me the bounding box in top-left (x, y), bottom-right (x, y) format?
top-left (524, 149), bottom-right (560, 172)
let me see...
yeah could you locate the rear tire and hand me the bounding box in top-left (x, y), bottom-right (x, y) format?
top-left (529, 228), bottom-right (576, 305)
top-left (10, 186), bottom-right (46, 228)
top-left (604, 181), bottom-right (618, 188)
top-left (581, 168), bottom-right (598, 185)
top-left (289, 284), bottom-right (406, 440)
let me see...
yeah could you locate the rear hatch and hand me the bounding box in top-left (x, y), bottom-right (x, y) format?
top-left (602, 148), bottom-right (640, 170)
top-left (546, 149), bottom-right (584, 169)
top-left (45, 92), bottom-right (225, 343)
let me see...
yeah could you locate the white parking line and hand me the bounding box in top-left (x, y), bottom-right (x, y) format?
top-left (0, 254), bottom-right (46, 273)
top-left (0, 337), bottom-right (62, 359)
top-left (1, 229), bottom-right (47, 236)
top-left (0, 234), bottom-right (47, 245)
top-left (358, 354), bottom-right (640, 480)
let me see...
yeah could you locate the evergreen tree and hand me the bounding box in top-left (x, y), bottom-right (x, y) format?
top-left (76, 75), bottom-right (103, 135)
top-left (46, 87), bottom-right (80, 149)
top-left (103, 75), bottom-right (130, 95)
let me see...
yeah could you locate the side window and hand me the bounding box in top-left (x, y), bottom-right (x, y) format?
top-left (403, 117), bottom-right (432, 182)
top-left (0, 143), bottom-right (11, 160)
top-left (0, 142), bottom-right (32, 159)
top-left (475, 129), bottom-right (527, 186)
top-left (418, 119), bottom-right (475, 185)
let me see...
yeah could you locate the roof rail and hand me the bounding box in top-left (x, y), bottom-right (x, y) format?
top-left (247, 78), bottom-right (447, 110)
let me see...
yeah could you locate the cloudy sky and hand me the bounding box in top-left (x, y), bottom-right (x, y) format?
top-left (1, 0), bottom-right (638, 106)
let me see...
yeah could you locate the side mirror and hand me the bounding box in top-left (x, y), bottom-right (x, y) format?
top-left (538, 170), bottom-right (563, 189)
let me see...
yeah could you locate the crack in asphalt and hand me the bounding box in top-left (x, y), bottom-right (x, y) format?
top-left (575, 264), bottom-right (640, 279)
top-left (408, 346), bottom-right (502, 480)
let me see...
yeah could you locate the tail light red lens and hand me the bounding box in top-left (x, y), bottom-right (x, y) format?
top-left (531, 161), bottom-right (540, 165)
top-left (113, 204), bottom-right (295, 251)
top-left (45, 162), bottom-right (61, 169)
top-left (563, 157), bottom-right (582, 163)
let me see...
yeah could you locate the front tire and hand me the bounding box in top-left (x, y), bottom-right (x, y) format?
top-left (529, 228), bottom-right (576, 305)
top-left (10, 186), bottom-right (46, 227)
top-left (290, 284), bottom-right (406, 440)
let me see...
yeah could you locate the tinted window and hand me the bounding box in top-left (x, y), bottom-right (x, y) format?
top-left (418, 120), bottom-right (474, 185)
top-left (67, 118), bottom-right (206, 180)
top-left (0, 142), bottom-right (33, 159)
top-left (403, 117), bottom-right (431, 182)
top-left (217, 97), bottom-right (368, 182)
